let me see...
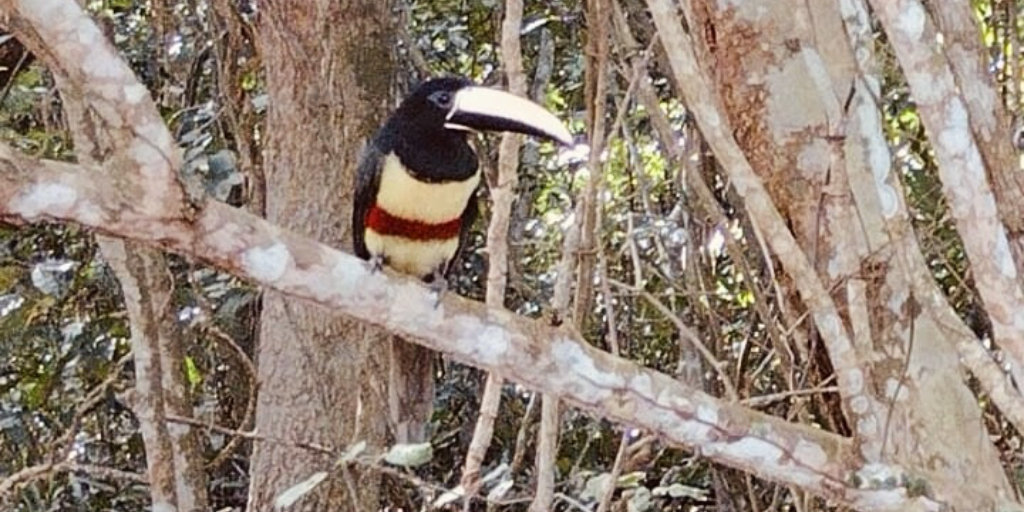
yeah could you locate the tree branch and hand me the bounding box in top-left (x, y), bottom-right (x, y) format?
top-left (869, 0), bottom-right (1024, 386)
top-left (16, 1), bottom-right (210, 505)
top-left (645, 0), bottom-right (887, 460)
top-left (929, 0), bottom-right (1024, 257)
top-left (460, 0), bottom-right (528, 494)
top-left (2, 0), bottom-right (184, 214)
top-left (0, 143), bottom-right (949, 512)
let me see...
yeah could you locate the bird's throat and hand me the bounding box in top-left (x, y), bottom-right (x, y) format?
top-left (373, 153), bottom-right (480, 223)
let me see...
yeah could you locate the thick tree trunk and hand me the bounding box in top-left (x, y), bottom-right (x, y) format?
top-left (246, 1), bottom-right (397, 510)
top-left (388, 337), bottom-right (434, 443)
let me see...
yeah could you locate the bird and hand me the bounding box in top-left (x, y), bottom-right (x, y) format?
top-left (352, 76), bottom-right (573, 288)
top-left (351, 77), bottom-right (572, 443)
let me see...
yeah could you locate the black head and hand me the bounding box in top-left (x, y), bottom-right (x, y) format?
top-left (392, 77), bottom-right (573, 146)
top-left (393, 77), bottom-right (474, 136)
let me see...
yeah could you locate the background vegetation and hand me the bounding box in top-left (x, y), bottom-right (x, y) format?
top-left (1, 0), bottom-right (1022, 510)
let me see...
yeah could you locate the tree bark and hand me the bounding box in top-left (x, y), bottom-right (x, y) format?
top-left (98, 239), bottom-right (210, 512)
top-left (4, 3), bottom-right (209, 510)
top-left (869, 0), bottom-right (1024, 389)
top-left (246, 1), bottom-right (397, 510)
top-left (5, 1), bottom-right (1024, 510)
top-left (651, 0), bottom-right (1015, 508)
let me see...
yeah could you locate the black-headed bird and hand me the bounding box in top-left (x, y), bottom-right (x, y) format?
top-left (351, 77), bottom-right (571, 443)
top-left (352, 77), bottom-right (572, 287)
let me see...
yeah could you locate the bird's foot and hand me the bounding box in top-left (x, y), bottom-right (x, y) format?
top-left (427, 266), bottom-right (448, 308)
top-left (370, 254), bottom-right (386, 274)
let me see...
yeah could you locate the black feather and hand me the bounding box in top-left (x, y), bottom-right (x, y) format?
top-left (352, 142), bottom-right (384, 261)
top-left (352, 78), bottom-right (481, 279)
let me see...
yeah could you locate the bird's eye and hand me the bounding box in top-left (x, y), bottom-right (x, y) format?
top-left (430, 91), bottom-right (453, 108)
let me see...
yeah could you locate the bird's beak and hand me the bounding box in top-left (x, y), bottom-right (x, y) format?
top-left (445, 87), bottom-right (573, 146)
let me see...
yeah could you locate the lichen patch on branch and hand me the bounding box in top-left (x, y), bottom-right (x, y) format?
top-left (11, 182), bottom-right (78, 220)
top-left (241, 243), bottom-right (292, 283)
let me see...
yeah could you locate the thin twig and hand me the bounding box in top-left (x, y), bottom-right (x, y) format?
top-left (594, 249), bottom-right (635, 512)
top-left (0, 461), bottom-right (147, 500)
top-left (50, 351), bottom-right (134, 457)
top-left (594, 432), bottom-right (630, 512)
top-left (203, 323), bottom-right (259, 469)
top-left (509, 390), bottom-right (539, 476)
top-left (165, 414), bottom-right (335, 455)
top-left (610, 279), bottom-right (740, 401)
top-left (571, 0), bottom-right (612, 324)
top-left (528, 396), bottom-right (560, 512)
top-left (1013, 0), bottom-right (1024, 114)
top-left (598, 251), bottom-right (620, 356)
top-left (741, 386), bottom-right (840, 408)
top-left (0, 44), bottom-right (31, 106)
top-left (459, 0), bottom-right (528, 498)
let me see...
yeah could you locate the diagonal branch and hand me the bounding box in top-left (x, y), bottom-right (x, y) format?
top-left (0, 144), bottom-right (946, 512)
top-left (645, 0), bottom-right (886, 460)
top-left (2, 0), bottom-right (184, 216)
top-left (929, 1), bottom-right (1024, 249)
top-left (868, 0), bottom-right (1024, 386)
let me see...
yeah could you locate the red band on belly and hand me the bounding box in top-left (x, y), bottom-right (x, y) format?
top-left (366, 204), bottom-right (462, 241)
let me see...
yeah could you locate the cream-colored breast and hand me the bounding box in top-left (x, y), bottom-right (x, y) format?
top-left (375, 153), bottom-right (480, 223)
top-left (364, 230), bottom-right (460, 278)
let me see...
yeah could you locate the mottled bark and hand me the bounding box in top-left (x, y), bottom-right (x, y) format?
top-left (868, 0), bottom-right (1024, 397)
top-left (648, 0), bottom-right (1017, 509)
top-left (98, 239), bottom-right (209, 512)
top-left (388, 338), bottom-right (433, 444)
top-left (246, 0), bottom-right (396, 510)
top-left (6, 0), bottom-right (1024, 510)
top-left (2, 144), bottom-right (958, 511)
top-left (646, 0), bottom-right (886, 460)
top-left (841, 0), bottom-right (1016, 498)
top-left (4, 1), bottom-right (208, 510)
top-left (930, 1), bottom-right (1024, 268)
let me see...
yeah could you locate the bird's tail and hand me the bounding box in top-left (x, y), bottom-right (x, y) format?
top-left (388, 336), bottom-right (435, 444)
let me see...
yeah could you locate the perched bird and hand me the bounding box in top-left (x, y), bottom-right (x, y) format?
top-left (352, 77), bottom-right (573, 287)
top-left (351, 77), bottom-right (572, 442)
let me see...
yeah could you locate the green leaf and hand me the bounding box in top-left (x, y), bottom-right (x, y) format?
top-left (273, 471), bottom-right (329, 509)
top-left (183, 356), bottom-right (202, 390)
top-left (736, 289), bottom-right (755, 307)
top-left (617, 471), bottom-right (646, 488)
top-left (383, 442), bottom-right (433, 467)
top-left (897, 108), bottom-right (919, 131)
top-left (653, 483), bottom-right (710, 500)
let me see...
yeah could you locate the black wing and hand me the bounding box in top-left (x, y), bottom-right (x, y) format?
top-left (352, 141), bottom-right (385, 260)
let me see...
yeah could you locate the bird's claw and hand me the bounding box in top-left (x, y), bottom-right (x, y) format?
top-left (370, 254), bottom-right (386, 273)
top-left (428, 267), bottom-right (448, 308)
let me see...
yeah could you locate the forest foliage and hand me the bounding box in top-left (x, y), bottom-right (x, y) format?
top-left (1, 0), bottom-right (1022, 510)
